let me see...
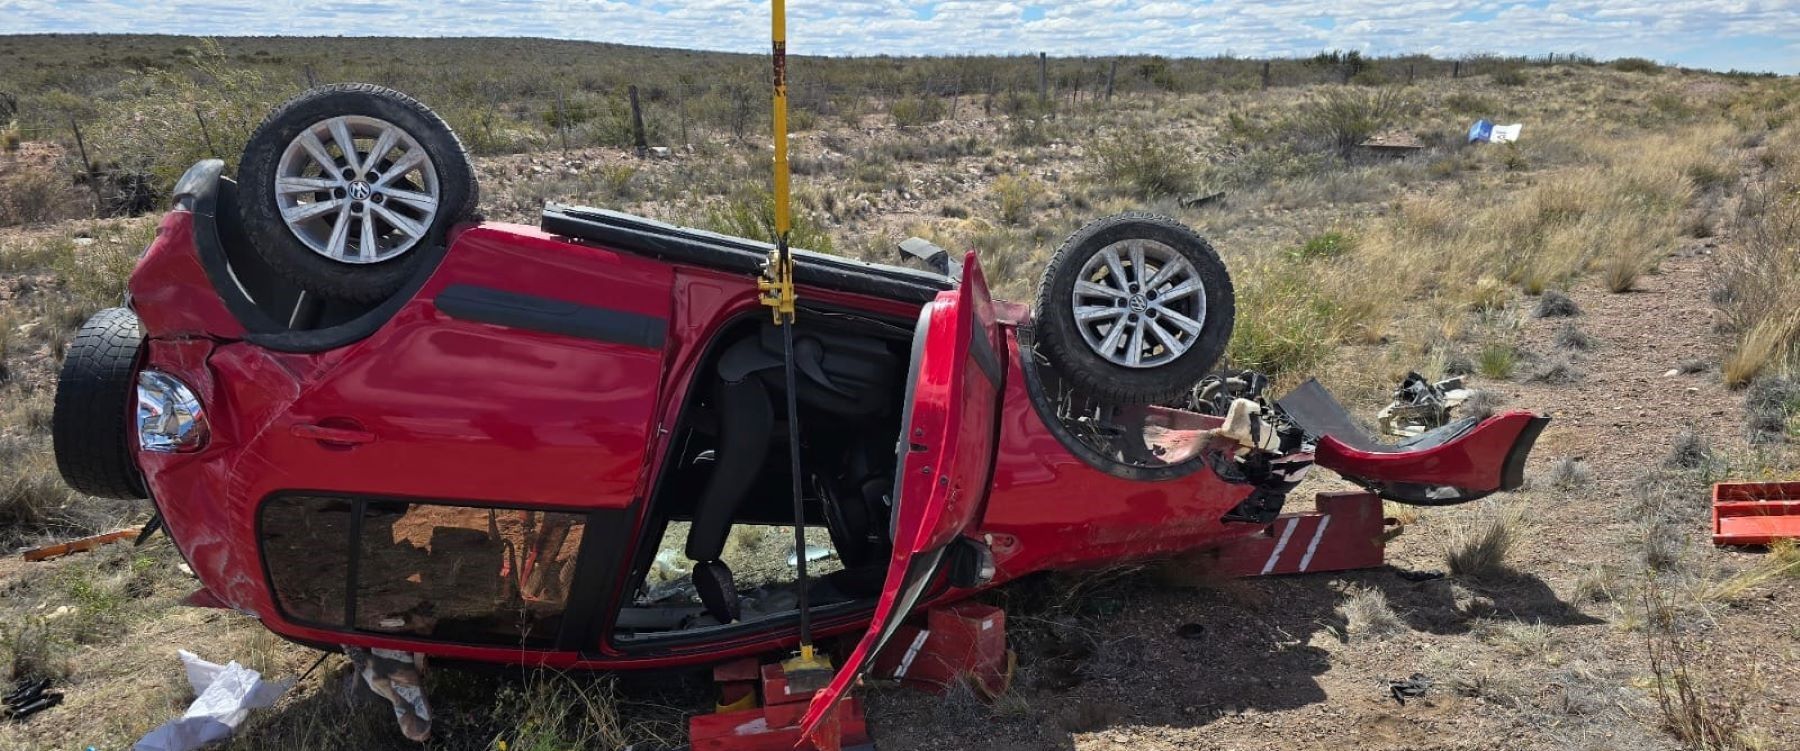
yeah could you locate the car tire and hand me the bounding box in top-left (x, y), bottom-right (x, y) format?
top-left (53, 307), bottom-right (148, 500)
top-left (237, 83), bottom-right (478, 303)
top-left (1033, 213), bottom-right (1235, 404)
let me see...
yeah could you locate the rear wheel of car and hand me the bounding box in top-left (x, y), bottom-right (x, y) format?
top-left (53, 307), bottom-right (148, 500)
top-left (1033, 213), bottom-right (1235, 404)
top-left (237, 83), bottom-right (478, 303)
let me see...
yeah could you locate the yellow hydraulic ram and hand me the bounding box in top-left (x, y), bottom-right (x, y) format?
top-left (761, 0), bottom-right (835, 690)
top-left (758, 0), bottom-right (796, 324)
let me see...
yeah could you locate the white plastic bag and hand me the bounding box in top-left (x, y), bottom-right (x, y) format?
top-left (133, 650), bottom-right (292, 751)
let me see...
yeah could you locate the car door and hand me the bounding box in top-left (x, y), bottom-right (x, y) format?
top-left (800, 252), bottom-right (1002, 744)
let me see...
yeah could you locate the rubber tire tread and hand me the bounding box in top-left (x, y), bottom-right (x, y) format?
top-left (1032, 212), bottom-right (1235, 404)
top-left (53, 307), bottom-right (148, 500)
top-left (237, 83), bottom-right (478, 303)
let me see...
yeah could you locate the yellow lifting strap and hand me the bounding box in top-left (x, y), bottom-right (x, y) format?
top-left (758, 0), bottom-right (797, 324)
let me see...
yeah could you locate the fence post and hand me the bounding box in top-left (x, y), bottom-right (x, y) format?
top-left (1452, 60), bottom-right (1461, 79)
top-left (69, 118), bottom-right (103, 213)
top-left (194, 106), bottom-right (217, 158)
top-left (1105, 59), bottom-right (1118, 100)
top-left (627, 84), bottom-right (647, 157)
top-left (1261, 60), bottom-right (1271, 89)
top-left (556, 89), bottom-right (568, 155)
top-left (304, 64), bottom-right (317, 89)
top-left (1037, 52), bottom-right (1048, 108)
top-left (1407, 64), bottom-right (1415, 84)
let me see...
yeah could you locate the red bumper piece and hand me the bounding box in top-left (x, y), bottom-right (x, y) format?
top-left (1214, 491), bottom-right (1392, 577)
top-left (1712, 481), bottom-right (1800, 546)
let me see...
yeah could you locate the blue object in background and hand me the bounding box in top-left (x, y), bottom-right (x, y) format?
top-left (1468, 119), bottom-right (1494, 143)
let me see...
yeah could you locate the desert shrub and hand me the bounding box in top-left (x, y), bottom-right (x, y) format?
top-left (889, 95), bottom-right (946, 127)
top-left (1492, 68), bottom-right (1529, 87)
top-left (0, 120), bottom-right (19, 151)
top-left (991, 174), bottom-right (1040, 225)
top-left (1478, 343), bottom-right (1517, 379)
top-left (88, 39), bottom-right (273, 196)
top-left (1744, 375), bottom-right (1800, 444)
top-left (1288, 230), bottom-right (1355, 261)
top-left (1554, 323), bottom-right (1595, 350)
top-left (1338, 586), bottom-right (1404, 641)
top-left (1665, 429), bottom-right (1718, 471)
top-left (1225, 260), bottom-right (1347, 377)
top-left (1442, 92), bottom-right (1498, 116)
top-left (0, 169), bottom-right (78, 227)
top-left (1642, 578), bottom-right (1753, 751)
top-left (1547, 457), bottom-right (1594, 491)
top-left (703, 185), bottom-right (834, 255)
top-left (1525, 353), bottom-right (1584, 384)
top-left (1090, 129), bottom-right (1196, 199)
top-left (1460, 389), bottom-right (1503, 420)
top-left (1447, 502), bottom-right (1522, 581)
top-left (1533, 290), bottom-right (1581, 318)
top-left (1717, 170), bottom-right (1800, 386)
top-left (1289, 87), bottom-right (1409, 159)
top-left (1611, 57), bottom-right (1663, 74)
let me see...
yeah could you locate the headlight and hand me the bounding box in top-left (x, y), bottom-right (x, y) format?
top-left (137, 370), bottom-right (208, 453)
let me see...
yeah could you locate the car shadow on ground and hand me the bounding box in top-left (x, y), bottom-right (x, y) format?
top-left (862, 563), bottom-right (1603, 750)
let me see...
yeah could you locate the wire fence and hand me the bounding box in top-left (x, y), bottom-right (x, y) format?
top-left (4, 50), bottom-right (1609, 223)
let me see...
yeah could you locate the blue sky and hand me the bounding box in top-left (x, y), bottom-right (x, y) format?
top-left (2, 1), bottom-right (1795, 73)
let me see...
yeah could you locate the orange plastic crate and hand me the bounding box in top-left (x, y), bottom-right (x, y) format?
top-left (1712, 481), bottom-right (1800, 546)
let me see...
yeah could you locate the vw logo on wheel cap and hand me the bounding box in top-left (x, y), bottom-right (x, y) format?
top-left (347, 180), bottom-right (373, 201)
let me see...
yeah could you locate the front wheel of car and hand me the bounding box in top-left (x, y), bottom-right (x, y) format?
top-left (237, 83), bottom-right (479, 303)
top-left (53, 307), bottom-right (148, 500)
top-left (1033, 213), bottom-right (1236, 404)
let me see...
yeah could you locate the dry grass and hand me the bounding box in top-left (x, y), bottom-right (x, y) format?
top-left (1642, 577), bottom-right (1759, 750)
top-left (1715, 122), bottom-right (1800, 386)
top-left (1446, 502), bottom-right (1524, 581)
top-left (1337, 584), bottom-right (1405, 641)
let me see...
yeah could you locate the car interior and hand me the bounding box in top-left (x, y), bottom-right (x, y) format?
top-left (612, 312), bottom-right (918, 641)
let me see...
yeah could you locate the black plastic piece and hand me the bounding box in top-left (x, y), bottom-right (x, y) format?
top-left (541, 204), bottom-right (952, 305)
top-left (1277, 379), bottom-right (1479, 454)
top-left (434, 284), bottom-right (666, 349)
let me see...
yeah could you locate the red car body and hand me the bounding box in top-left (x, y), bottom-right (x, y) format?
top-left (121, 161), bottom-right (1544, 728)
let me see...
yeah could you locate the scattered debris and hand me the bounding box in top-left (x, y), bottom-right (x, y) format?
top-left (1376, 372), bottom-right (1475, 437)
top-left (1387, 673), bottom-right (1434, 705)
top-left (1357, 131), bottom-right (1425, 157)
top-left (1175, 623), bottom-right (1207, 640)
top-left (346, 647), bottom-right (431, 743)
top-left (1178, 190), bottom-right (1226, 208)
top-left (21, 528), bottom-right (141, 562)
top-left (4, 677), bottom-right (61, 722)
top-left (132, 651), bottom-right (292, 751)
top-left (1467, 119), bottom-right (1523, 144)
top-left (647, 146), bottom-right (672, 158)
top-left (1395, 568), bottom-right (1446, 583)
top-left (786, 544), bottom-right (834, 567)
top-left (1712, 481), bottom-right (1800, 546)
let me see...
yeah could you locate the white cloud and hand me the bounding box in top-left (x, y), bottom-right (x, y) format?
top-left (0, 0), bottom-right (1793, 72)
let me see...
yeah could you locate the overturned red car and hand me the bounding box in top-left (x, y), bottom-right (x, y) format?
top-left (52, 85), bottom-right (1545, 740)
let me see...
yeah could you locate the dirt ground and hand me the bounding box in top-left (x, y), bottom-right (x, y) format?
top-left (863, 248), bottom-right (1800, 751)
